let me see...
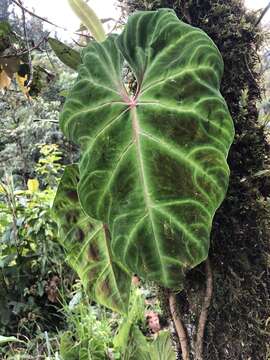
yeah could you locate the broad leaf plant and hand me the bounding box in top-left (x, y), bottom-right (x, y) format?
top-left (53, 6), bottom-right (234, 314)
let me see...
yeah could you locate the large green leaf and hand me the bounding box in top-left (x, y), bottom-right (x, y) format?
top-left (60, 9), bottom-right (234, 288)
top-left (52, 164), bottom-right (130, 313)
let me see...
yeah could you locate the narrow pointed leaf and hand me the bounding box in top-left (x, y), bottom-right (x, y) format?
top-left (150, 331), bottom-right (175, 360)
top-left (48, 38), bottom-right (81, 70)
top-left (52, 164), bottom-right (130, 313)
top-left (60, 9), bottom-right (234, 288)
top-left (67, 0), bottom-right (106, 42)
top-left (0, 335), bottom-right (23, 345)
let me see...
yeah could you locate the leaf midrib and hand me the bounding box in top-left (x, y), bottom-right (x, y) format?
top-left (131, 107), bottom-right (167, 284)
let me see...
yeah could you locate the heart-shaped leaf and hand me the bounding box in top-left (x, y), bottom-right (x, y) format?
top-left (52, 164), bottom-right (131, 313)
top-left (60, 9), bottom-right (234, 288)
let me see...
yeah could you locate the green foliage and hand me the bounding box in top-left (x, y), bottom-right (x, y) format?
top-left (53, 164), bottom-right (131, 314)
top-left (0, 49), bottom-right (78, 181)
top-left (0, 335), bottom-right (23, 345)
top-left (2, 330), bottom-right (61, 359)
top-left (150, 331), bottom-right (175, 360)
top-left (0, 20), bottom-right (12, 52)
top-left (0, 21), bottom-right (11, 37)
top-left (120, 328), bottom-right (175, 360)
top-left (59, 290), bottom-right (113, 360)
top-left (0, 88), bottom-right (61, 177)
top-left (114, 287), bottom-right (145, 353)
top-left (59, 9), bottom-right (234, 289)
top-left (0, 144), bottom-right (66, 340)
top-left (114, 287), bottom-right (175, 359)
top-left (35, 144), bottom-right (63, 187)
top-left (48, 38), bottom-right (81, 71)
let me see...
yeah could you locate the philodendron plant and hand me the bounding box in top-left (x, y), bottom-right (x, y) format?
top-left (52, 2), bottom-right (234, 357)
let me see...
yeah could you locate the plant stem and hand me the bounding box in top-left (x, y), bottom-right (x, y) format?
top-left (11, 0), bottom-right (91, 38)
top-left (194, 258), bottom-right (213, 360)
top-left (169, 292), bottom-right (190, 360)
top-left (4, 175), bottom-right (20, 256)
top-left (0, 34), bottom-right (48, 58)
top-left (255, 1), bottom-right (270, 26)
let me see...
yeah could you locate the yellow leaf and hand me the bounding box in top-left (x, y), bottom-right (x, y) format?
top-left (0, 69), bottom-right (11, 90)
top-left (27, 179), bottom-right (39, 193)
top-left (16, 72), bottom-right (30, 97)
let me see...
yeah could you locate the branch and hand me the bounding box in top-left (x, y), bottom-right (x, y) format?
top-left (108, 17), bottom-right (123, 35)
top-left (18, 0), bottom-right (33, 86)
top-left (3, 175), bottom-right (20, 256)
top-left (11, 0), bottom-right (92, 38)
top-left (255, 1), bottom-right (270, 26)
top-left (182, 5), bottom-right (191, 24)
top-left (194, 259), bottom-right (213, 360)
top-left (72, 38), bottom-right (87, 47)
top-left (44, 43), bottom-right (57, 70)
top-left (0, 34), bottom-right (49, 58)
top-left (169, 292), bottom-right (190, 360)
top-left (33, 119), bottom-right (58, 123)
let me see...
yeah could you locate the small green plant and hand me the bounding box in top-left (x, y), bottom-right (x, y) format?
top-left (35, 144), bottom-right (63, 188)
top-left (0, 144), bottom-right (67, 344)
top-left (59, 286), bottom-right (113, 360)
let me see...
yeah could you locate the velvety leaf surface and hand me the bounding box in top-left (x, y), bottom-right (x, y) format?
top-left (52, 164), bottom-right (130, 313)
top-left (60, 9), bottom-right (234, 288)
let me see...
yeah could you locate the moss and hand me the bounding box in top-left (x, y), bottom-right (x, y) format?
top-left (120, 0), bottom-right (270, 358)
